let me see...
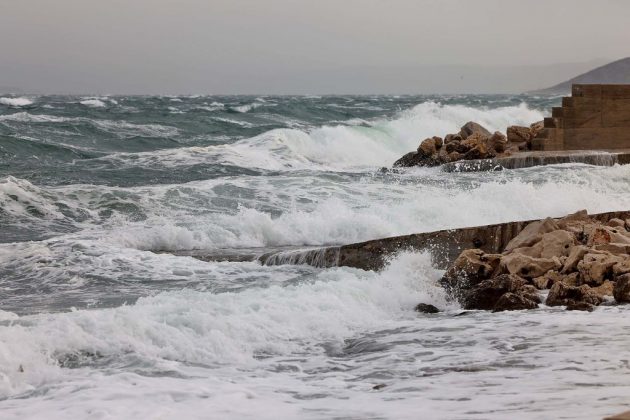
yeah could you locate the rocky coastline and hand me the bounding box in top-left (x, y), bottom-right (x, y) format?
top-left (394, 120), bottom-right (544, 167)
top-left (432, 210), bottom-right (630, 312)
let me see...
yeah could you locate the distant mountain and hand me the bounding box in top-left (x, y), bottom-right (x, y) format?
top-left (529, 57), bottom-right (630, 95)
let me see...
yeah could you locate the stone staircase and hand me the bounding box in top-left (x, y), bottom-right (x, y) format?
top-left (532, 84), bottom-right (630, 151)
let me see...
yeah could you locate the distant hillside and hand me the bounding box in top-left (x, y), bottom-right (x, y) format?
top-left (529, 57), bottom-right (630, 95)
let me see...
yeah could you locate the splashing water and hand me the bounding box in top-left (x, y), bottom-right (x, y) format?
top-left (1, 94), bottom-right (630, 419)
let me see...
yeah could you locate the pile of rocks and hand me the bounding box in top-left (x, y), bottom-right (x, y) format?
top-left (394, 120), bottom-right (544, 167)
top-left (439, 210), bottom-right (630, 312)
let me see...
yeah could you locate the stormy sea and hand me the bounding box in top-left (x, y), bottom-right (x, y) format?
top-left (2, 94), bottom-right (630, 419)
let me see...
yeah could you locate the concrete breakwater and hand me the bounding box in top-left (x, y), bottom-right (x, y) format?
top-left (171, 210), bottom-right (630, 271)
top-left (442, 149), bottom-right (630, 172)
top-left (395, 84), bottom-right (630, 171)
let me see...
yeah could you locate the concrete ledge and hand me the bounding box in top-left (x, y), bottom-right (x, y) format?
top-left (258, 210), bottom-right (630, 271)
top-left (164, 210), bottom-right (630, 271)
top-left (441, 149), bottom-right (630, 172)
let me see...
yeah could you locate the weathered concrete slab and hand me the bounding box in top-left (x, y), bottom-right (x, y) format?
top-left (165, 210), bottom-right (630, 272)
top-left (441, 149), bottom-right (629, 172)
top-left (259, 210), bottom-right (630, 271)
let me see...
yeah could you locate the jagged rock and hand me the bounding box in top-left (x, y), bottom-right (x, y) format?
top-left (444, 133), bottom-right (462, 144)
top-left (613, 273), bottom-right (630, 303)
top-left (440, 249), bottom-right (501, 293)
top-left (433, 136), bottom-right (443, 149)
top-left (458, 121), bottom-right (491, 140)
top-left (604, 410), bottom-right (630, 420)
top-left (520, 284), bottom-right (542, 303)
top-left (529, 120), bottom-right (544, 138)
top-left (436, 147), bottom-right (449, 162)
top-left (608, 218), bottom-right (626, 228)
top-left (586, 226), bottom-right (630, 246)
top-left (446, 151), bottom-right (463, 162)
top-left (594, 242), bottom-right (630, 255)
top-left (577, 252), bottom-right (622, 285)
top-left (393, 151), bottom-right (440, 167)
top-left (511, 244), bottom-right (544, 258)
top-left (557, 209), bottom-right (590, 226)
top-left (560, 272), bottom-right (580, 287)
top-left (507, 125), bottom-right (532, 142)
top-left (445, 141), bottom-right (460, 154)
top-left (532, 270), bottom-right (563, 289)
top-left (418, 137), bottom-right (438, 156)
top-left (539, 230), bottom-right (576, 258)
top-left (414, 303), bottom-right (440, 313)
top-left (487, 131), bottom-right (507, 153)
top-left (462, 274), bottom-right (526, 310)
top-left (546, 282), bottom-right (602, 307)
top-left (566, 301), bottom-right (594, 312)
top-left (561, 245), bottom-right (590, 273)
top-left (592, 280), bottom-right (615, 299)
top-left (461, 133), bottom-right (486, 149)
top-left (493, 292), bottom-right (539, 312)
top-left (504, 217), bottom-right (560, 252)
top-left (613, 258), bottom-right (630, 276)
top-left (500, 253), bottom-right (561, 279)
top-left (463, 143), bottom-right (494, 160)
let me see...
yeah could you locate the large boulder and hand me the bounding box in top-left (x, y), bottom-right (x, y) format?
top-left (500, 253), bottom-right (561, 279)
top-left (493, 292), bottom-right (539, 312)
top-left (487, 131), bottom-right (508, 153)
top-left (393, 151), bottom-right (440, 167)
top-left (462, 274), bottom-right (536, 310)
top-left (566, 301), bottom-right (595, 312)
top-left (444, 133), bottom-right (462, 144)
top-left (613, 257), bottom-right (630, 276)
top-left (546, 282), bottom-right (603, 307)
top-left (538, 230), bottom-right (576, 258)
top-left (504, 218), bottom-right (560, 252)
top-left (594, 243), bottom-right (630, 255)
top-left (507, 125), bottom-right (533, 148)
top-left (613, 273), bottom-right (630, 303)
top-left (418, 137), bottom-right (438, 156)
top-left (586, 226), bottom-right (630, 246)
top-left (592, 280), bottom-right (615, 299)
top-left (444, 141), bottom-right (460, 154)
top-left (414, 303), bottom-right (440, 313)
top-left (440, 249), bottom-right (501, 295)
top-left (577, 252), bottom-right (622, 286)
top-left (561, 245), bottom-right (590, 273)
top-left (532, 270), bottom-right (563, 289)
top-left (458, 121), bottom-right (491, 140)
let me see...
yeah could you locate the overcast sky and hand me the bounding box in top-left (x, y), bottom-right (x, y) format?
top-left (1, 0), bottom-right (629, 94)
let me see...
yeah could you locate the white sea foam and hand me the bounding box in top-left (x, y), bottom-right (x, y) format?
top-left (1, 251), bottom-right (630, 419)
top-left (0, 112), bottom-right (178, 138)
top-left (44, 164), bottom-right (626, 252)
top-left (4, 97), bottom-right (630, 419)
top-left (0, 251), bottom-right (443, 397)
top-left (79, 99), bottom-right (106, 108)
top-left (231, 102), bottom-right (263, 113)
top-left (0, 97), bottom-right (33, 107)
top-left (108, 102), bottom-right (545, 171)
top-left (0, 177), bottom-right (69, 220)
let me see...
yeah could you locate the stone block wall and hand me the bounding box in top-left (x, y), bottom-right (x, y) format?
top-left (532, 84), bottom-right (630, 151)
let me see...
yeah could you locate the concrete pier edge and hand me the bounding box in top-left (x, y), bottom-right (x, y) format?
top-left (297, 210), bottom-right (630, 271)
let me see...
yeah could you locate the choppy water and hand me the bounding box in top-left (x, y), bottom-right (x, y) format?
top-left (2, 94), bottom-right (630, 419)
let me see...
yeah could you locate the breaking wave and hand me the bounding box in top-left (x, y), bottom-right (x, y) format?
top-left (0, 97), bottom-right (34, 107)
top-left (108, 102), bottom-right (545, 171)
